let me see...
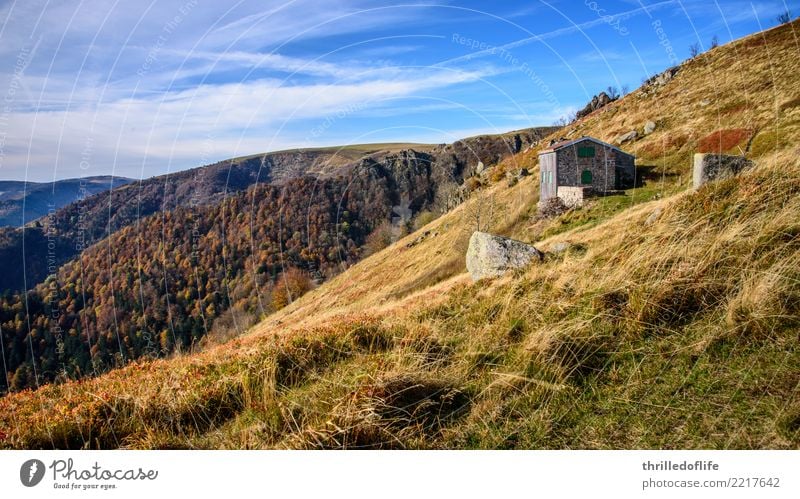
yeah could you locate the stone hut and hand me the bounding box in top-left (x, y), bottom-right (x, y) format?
top-left (538, 136), bottom-right (635, 207)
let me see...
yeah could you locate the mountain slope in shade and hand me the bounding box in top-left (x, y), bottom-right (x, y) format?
top-left (0, 176), bottom-right (133, 228)
top-left (0, 132), bottom-right (553, 295)
top-left (0, 145), bottom-right (406, 295)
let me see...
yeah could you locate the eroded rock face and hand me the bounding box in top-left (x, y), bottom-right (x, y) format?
top-left (466, 231), bottom-right (543, 281)
top-left (576, 91), bottom-right (615, 120)
top-left (429, 127), bottom-right (556, 210)
top-left (641, 66), bottom-right (679, 92)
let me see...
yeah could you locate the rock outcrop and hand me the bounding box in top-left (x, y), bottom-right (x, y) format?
top-left (406, 229), bottom-right (438, 248)
top-left (641, 66), bottom-right (679, 95)
top-left (505, 168), bottom-right (530, 187)
top-left (466, 232), bottom-right (543, 281)
top-left (644, 207), bottom-right (663, 226)
top-left (429, 126), bottom-right (556, 210)
top-left (643, 121), bottom-right (657, 135)
top-left (359, 149), bottom-right (436, 214)
top-left (576, 91), bottom-right (615, 120)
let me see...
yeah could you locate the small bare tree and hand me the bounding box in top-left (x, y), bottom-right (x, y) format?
top-left (621, 84), bottom-right (630, 96)
top-left (710, 35), bottom-right (719, 49)
top-left (777, 11), bottom-right (791, 24)
top-left (689, 43), bottom-right (700, 58)
top-left (465, 192), bottom-right (497, 232)
top-left (606, 86), bottom-right (620, 100)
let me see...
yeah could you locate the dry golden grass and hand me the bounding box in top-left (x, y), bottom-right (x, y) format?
top-left (2, 151), bottom-right (797, 449)
top-left (1, 19), bottom-right (799, 450)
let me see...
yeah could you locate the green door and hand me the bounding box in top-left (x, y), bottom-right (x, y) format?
top-left (581, 169), bottom-right (593, 185)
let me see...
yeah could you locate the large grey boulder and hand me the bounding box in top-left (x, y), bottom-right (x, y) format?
top-left (466, 232), bottom-right (543, 281)
top-left (643, 120), bottom-right (657, 135)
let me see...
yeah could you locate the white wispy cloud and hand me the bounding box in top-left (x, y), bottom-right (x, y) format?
top-left (2, 67), bottom-right (489, 179)
top-left (0, 0), bottom-right (461, 180)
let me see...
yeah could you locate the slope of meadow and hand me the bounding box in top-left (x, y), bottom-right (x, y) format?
top-left (0, 20), bottom-right (798, 449)
top-left (262, 17), bottom-right (800, 331)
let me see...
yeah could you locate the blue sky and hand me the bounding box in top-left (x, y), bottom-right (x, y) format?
top-left (0, 0), bottom-right (795, 181)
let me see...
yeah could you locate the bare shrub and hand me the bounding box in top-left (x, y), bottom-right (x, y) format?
top-left (536, 197), bottom-right (569, 219)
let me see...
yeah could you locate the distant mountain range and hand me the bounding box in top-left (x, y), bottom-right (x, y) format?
top-left (0, 176), bottom-right (133, 228)
top-left (0, 133), bottom-right (554, 296)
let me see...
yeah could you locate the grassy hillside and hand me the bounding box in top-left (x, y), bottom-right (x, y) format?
top-left (0, 20), bottom-right (798, 449)
top-left (266, 17), bottom-right (800, 330)
top-left (3, 149), bottom-right (796, 449)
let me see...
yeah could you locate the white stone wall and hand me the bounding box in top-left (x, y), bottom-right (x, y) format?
top-left (557, 186), bottom-right (592, 208)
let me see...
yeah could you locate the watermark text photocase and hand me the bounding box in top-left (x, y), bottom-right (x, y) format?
top-left (19, 458), bottom-right (159, 490)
